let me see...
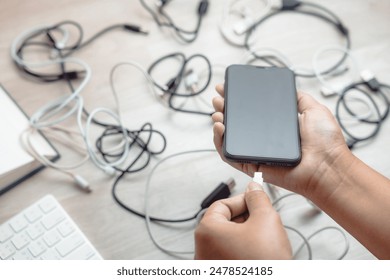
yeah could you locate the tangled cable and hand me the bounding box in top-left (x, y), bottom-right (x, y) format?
top-left (219, 0), bottom-right (272, 47)
top-left (107, 53), bottom-right (214, 117)
top-left (223, 0), bottom-right (351, 77)
top-left (311, 45), bottom-right (390, 149)
top-left (336, 79), bottom-right (390, 149)
top-left (11, 20), bottom-right (169, 191)
top-left (140, 149), bottom-right (350, 259)
top-left (139, 0), bottom-right (209, 43)
top-left (147, 52), bottom-right (214, 116)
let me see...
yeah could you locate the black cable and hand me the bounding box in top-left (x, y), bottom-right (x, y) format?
top-left (102, 123), bottom-right (203, 223)
top-left (111, 148), bottom-right (237, 223)
top-left (335, 82), bottom-right (390, 149)
top-left (147, 52), bottom-right (214, 116)
top-left (14, 20), bottom-right (148, 83)
top-left (15, 20), bottom-right (151, 128)
top-left (243, 0), bottom-right (351, 78)
top-left (93, 120), bottom-right (198, 223)
top-left (139, 0), bottom-right (208, 43)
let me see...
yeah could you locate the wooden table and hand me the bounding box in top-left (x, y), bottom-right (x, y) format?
top-left (1, 0), bottom-right (389, 259)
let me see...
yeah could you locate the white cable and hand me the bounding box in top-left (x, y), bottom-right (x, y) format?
top-left (144, 149), bottom-right (216, 256)
top-left (19, 126), bottom-right (92, 192)
top-left (11, 25), bottom-right (92, 128)
top-left (109, 61), bottom-right (163, 101)
top-left (11, 24), bottom-right (131, 176)
top-left (20, 126), bottom-right (89, 171)
top-left (241, 47), bottom-right (293, 67)
top-left (312, 45), bottom-right (375, 122)
top-left (272, 192), bottom-right (298, 212)
top-left (312, 45), bottom-right (359, 96)
top-left (273, 191), bottom-right (349, 260)
top-left (84, 107), bottom-right (129, 171)
top-left (144, 150), bottom-right (350, 259)
top-left (196, 64), bottom-right (227, 109)
top-left (284, 225), bottom-right (313, 260)
top-left (294, 226), bottom-right (350, 260)
top-left (109, 60), bottom-right (194, 112)
top-left (219, 0), bottom-right (271, 47)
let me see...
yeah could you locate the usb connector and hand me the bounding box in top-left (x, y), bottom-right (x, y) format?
top-left (270, 0), bottom-right (301, 10)
top-left (361, 70), bottom-right (381, 91)
top-left (200, 178), bottom-right (236, 209)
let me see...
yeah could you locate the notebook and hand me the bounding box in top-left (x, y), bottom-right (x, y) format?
top-left (0, 85), bottom-right (59, 195)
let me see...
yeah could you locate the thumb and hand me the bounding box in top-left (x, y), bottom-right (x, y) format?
top-left (245, 182), bottom-right (274, 220)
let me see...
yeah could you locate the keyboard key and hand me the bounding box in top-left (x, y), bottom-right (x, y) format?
top-left (0, 241), bottom-right (16, 259)
top-left (0, 195), bottom-right (102, 260)
top-left (43, 230), bottom-right (61, 247)
top-left (88, 254), bottom-right (102, 260)
top-left (0, 225), bottom-right (13, 243)
top-left (11, 232), bottom-right (30, 250)
top-left (40, 249), bottom-right (61, 260)
top-left (12, 249), bottom-right (34, 260)
top-left (28, 240), bottom-right (47, 257)
top-left (57, 221), bottom-right (75, 237)
top-left (26, 223), bottom-right (45, 240)
top-left (56, 233), bottom-right (85, 257)
top-left (24, 206), bottom-right (43, 223)
top-left (64, 243), bottom-right (96, 260)
top-left (39, 198), bottom-right (56, 213)
top-left (41, 209), bottom-right (65, 230)
top-left (9, 216), bottom-right (28, 233)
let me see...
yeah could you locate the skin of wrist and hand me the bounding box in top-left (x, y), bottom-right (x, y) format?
top-left (304, 144), bottom-right (357, 207)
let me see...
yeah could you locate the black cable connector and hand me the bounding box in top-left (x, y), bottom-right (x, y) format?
top-left (201, 178), bottom-right (236, 209)
top-left (59, 71), bottom-right (84, 80)
top-left (198, 0), bottom-right (209, 16)
top-left (346, 138), bottom-right (357, 150)
top-left (281, 0), bottom-right (301, 10)
top-left (156, 0), bottom-right (170, 8)
top-left (124, 24), bottom-right (148, 35)
top-left (361, 70), bottom-right (381, 92)
top-left (113, 177), bottom-right (236, 223)
top-left (165, 77), bottom-right (179, 91)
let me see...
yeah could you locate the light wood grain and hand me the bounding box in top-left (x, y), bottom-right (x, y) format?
top-left (1, 0), bottom-right (389, 260)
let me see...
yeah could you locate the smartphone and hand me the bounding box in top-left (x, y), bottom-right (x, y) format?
top-left (223, 65), bottom-right (301, 166)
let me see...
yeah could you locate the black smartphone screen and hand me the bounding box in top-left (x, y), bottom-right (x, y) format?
top-left (223, 65), bottom-right (301, 166)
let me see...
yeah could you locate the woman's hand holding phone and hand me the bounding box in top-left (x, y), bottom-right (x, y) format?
top-left (212, 83), bottom-right (350, 201)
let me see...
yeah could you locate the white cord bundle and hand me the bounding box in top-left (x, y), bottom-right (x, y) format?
top-left (219, 0), bottom-right (272, 47)
top-left (312, 45), bottom-right (375, 122)
top-left (11, 24), bottom-right (135, 190)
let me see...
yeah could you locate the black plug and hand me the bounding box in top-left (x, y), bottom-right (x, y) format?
top-left (124, 24), bottom-right (148, 35)
top-left (59, 71), bottom-right (85, 80)
top-left (346, 138), bottom-right (357, 150)
top-left (165, 77), bottom-right (179, 92)
top-left (198, 0), bottom-right (209, 16)
top-left (281, 0), bottom-right (301, 10)
top-left (361, 70), bottom-right (381, 92)
top-left (201, 178), bottom-right (236, 209)
top-left (156, 0), bottom-right (169, 8)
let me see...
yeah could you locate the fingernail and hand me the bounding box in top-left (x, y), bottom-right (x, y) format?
top-left (246, 182), bottom-right (264, 192)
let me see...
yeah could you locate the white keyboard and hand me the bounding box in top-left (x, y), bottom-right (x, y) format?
top-left (0, 195), bottom-right (103, 260)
